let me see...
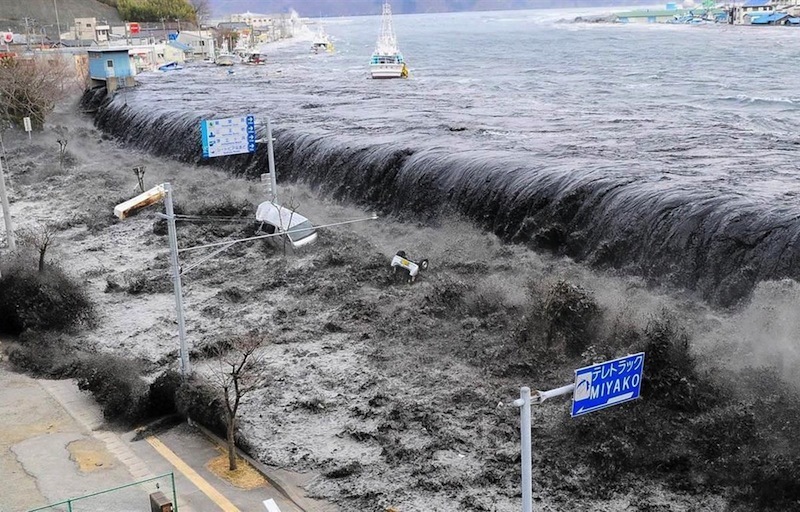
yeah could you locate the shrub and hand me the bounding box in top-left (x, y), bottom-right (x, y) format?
top-left (148, 370), bottom-right (183, 416)
top-left (517, 280), bottom-right (600, 356)
top-left (422, 275), bottom-right (470, 318)
top-left (6, 331), bottom-right (79, 378)
top-left (689, 405), bottom-right (756, 462)
top-left (175, 377), bottom-right (227, 438)
top-left (641, 314), bottom-right (719, 412)
top-left (74, 354), bottom-right (149, 423)
top-left (0, 259), bottom-right (94, 334)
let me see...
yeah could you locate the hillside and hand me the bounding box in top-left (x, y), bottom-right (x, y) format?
top-left (209, 0), bottom-right (654, 16)
top-left (0, 0), bottom-right (121, 39)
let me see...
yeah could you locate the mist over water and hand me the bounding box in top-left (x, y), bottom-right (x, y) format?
top-left (88, 9), bottom-right (800, 306)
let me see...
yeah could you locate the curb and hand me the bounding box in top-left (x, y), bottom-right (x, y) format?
top-left (189, 421), bottom-right (335, 512)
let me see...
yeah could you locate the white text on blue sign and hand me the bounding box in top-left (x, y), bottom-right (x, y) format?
top-left (571, 352), bottom-right (645, 417)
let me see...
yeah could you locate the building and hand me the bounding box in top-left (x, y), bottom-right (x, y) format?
top-left (176, 31), bottom-right (215, 60)
top-left (166, 40), bottom-right (192, 61)
top-left (73, 18), bottom-right (110, 42)
top-left (615, 8), bottom-right (691, 22)
top-left (748, 10), bottom-right (800, 23)
top-left (229, 12), bottom-right (275, 28)
top-left (87, 48), bottom-right (135, 92)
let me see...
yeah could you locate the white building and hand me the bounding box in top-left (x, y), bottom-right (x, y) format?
top-left (176, 31), bottom-right (215, 60)
top-left (73, 18), bottom-right (110, 42)
top-left (229, 11), bottom-right (276, 28)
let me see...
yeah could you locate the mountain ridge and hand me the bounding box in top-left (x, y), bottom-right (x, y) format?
top-left (209, 0), bottom-right (655, 17)
top-left (0, 0), bottom-right (121, 38)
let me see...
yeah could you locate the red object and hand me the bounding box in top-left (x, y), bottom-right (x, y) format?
top-left (2, 32), bottom-right (13, 43)
top-left (129, 23), bottom-right (140, 35)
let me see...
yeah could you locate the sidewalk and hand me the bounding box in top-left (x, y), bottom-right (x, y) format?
top-left (0, 361), bottom-right (336, 512)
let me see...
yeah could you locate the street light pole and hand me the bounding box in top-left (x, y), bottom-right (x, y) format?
top-left (163, 183), bottom-right (190, 377)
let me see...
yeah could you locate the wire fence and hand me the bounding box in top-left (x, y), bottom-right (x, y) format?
top-left (27, 472), bottom-right (178, 512)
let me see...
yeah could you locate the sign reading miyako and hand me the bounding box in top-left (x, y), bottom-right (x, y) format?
top-left (571, 352), bottom-right (645, 417)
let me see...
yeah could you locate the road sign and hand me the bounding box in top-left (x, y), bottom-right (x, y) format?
top-left (2, 32), bottom-right (13, 44)
top-left (128, 23), bottom-right (140, 35)
top-left (571, 352), bottom-right (644, 417)
top-left (23, 117), bottom-right (31, 132)
top-left (200, 115), bottom-right (257, 158)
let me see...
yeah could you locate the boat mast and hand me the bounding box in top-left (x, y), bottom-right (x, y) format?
top-left (376, 2), bottom-right (397, 53)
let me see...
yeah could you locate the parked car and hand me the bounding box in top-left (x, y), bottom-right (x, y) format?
top-left (255, 201), bottom-right (318, 249)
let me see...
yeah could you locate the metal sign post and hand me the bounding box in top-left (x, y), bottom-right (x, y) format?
top-left (513, 352), bottom-right (645, 511)
top-left (265, 117), bottom-right (278, 201)
top-left (513, 387), bottom-right (533, 512)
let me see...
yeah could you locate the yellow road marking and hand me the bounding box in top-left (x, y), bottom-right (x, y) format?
top-left (146, 436), bottom-right (241, 512)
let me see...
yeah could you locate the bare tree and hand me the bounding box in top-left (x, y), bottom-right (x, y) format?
top-left (20, 223), bottom-right (58, 272)
top-left (210, 333), bottom-right (268, 471)
top-left (190, 0), bottom-right (211, 25)
top-left (55, 126), bottom-right (69, 170)
top-left (0, 56), bottom-right (74, 130)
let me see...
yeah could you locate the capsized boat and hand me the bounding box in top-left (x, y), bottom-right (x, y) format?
top-left (370, 2), bottom-right (408, 79)
top-left (158, 61), bottom-right (183, 72)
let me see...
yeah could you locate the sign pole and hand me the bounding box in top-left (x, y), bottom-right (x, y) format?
top-left (163, 183), bottom-right (190, 377)
top-left (266, 117), bottom-right (277, 201)
top-left (0, 152), bottom-right (16, 251)
top-left (514, 387), bottom-right (533, 512)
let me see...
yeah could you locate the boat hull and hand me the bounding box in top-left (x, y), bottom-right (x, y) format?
top-left (370, 63), bottom-right (405, 79)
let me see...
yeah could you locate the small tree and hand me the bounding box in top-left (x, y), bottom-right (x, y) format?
top-left (20, 223), bottom-right (58, 272)
top-left (210, 333), bottom-right (268, 471)
top-left (55, 126), bottom-right (69, 170)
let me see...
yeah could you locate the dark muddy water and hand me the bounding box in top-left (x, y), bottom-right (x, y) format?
top-left (89, 9), bottom-right (800, 305)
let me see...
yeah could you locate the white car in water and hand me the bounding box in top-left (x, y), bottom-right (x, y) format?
top-left (255, 202), bottom-right (318, 249)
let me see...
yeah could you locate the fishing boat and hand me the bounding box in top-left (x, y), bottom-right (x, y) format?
top-left (215, 53), bottom-right (240, 66)
top-left (370, 2), bottom-right (408, 79)
top-left (311, 25), bottom-right (334, 53)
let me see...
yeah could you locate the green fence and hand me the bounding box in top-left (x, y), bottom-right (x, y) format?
top-left (27, 472), bottom-right (178, 512)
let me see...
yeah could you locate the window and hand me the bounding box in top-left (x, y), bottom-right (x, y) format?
top-left (106, 60), bottom-right (113, 68)
top-left (86, 23), bottom-right (92, 27)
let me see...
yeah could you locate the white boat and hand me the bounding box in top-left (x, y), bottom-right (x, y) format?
top-left (215, 53), bottom-right (241, 66)
top-left (311, 25), bottom-right (334, 53)
top-left (370, 2), bottom-right (408, 79)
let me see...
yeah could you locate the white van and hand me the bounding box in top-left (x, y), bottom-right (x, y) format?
top-left (255, 202), bottom-right (318, 249)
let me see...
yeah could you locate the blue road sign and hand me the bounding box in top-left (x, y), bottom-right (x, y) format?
top-left (571, 352), bottom-right (645, 417)
top-left (200, 115), bottom-right (257, 158)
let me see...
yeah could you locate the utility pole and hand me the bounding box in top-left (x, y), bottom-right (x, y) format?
top-left (0, 152), bottom-right (16, 251)
top-left (23, 17), bottom-right (32, 51)
top-left (163, 183), bottom-right (191, 377)
top-left (53, 0), bottom-right (62, 42)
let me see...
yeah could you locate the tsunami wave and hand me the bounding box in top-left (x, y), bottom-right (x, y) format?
top-left (82, 87), bottom-right (800, 307)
